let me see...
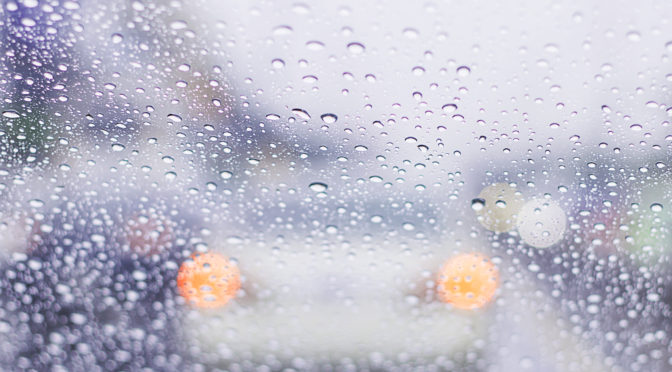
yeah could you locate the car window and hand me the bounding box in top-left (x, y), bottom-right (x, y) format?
top-left (1, 0), bottom-right (672, 371)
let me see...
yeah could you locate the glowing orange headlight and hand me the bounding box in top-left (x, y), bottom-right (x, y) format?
top-left (436, 252), bottom-right (499, 310)
top-left (177, 252), bottom-right (241, 309)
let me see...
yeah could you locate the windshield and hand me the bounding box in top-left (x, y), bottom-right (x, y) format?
top-left (1, 0), bottom-right (671, 371)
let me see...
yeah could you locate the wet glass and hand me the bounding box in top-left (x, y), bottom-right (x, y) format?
top-left (1, 0), bottom-right (672, 371)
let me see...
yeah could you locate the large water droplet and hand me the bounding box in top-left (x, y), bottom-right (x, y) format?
top-left (456, 66), bottom-right (471, 76)
top-left (167, 114), bottom-right (182, 122)
top-left (347, 42), bottom-right (365, 54)
top-left (306, 40), bottom-right (325, 51)
top-left (471, 198), bottom-right (485, 211)
top-left (321, 113), bottom-right (337, 123)
top-left (442, 104), bottom-right (457, 113)
top-left (309, 182), bottom-right (327, 192)
top-left (292, 108), bottom-right (311, 120)
top-left (2, 110), bottom-right (20, 118)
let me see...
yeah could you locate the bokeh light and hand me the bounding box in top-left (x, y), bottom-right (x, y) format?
top-left (177, 252), bottom-right (241, 309)
top-left (516, 199), bottom-right (567, 248)
top-left (473, 183), bottom-right (525, 233)
top-left (436, 253), bottom-right (499, 310)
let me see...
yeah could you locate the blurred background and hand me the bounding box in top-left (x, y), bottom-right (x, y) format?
top-left (1, 0), bottom-right (672, 371)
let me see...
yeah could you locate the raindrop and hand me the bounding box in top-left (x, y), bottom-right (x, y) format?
top-left (292, 3), bottom-right (310, 14)
top-left (544, 43), bottom-right (560, 53)
top-left (302, 75), bottom-right (318, 83)
top-left (412, 66), bottom-right (425, 76)
top-left (2, 110), bottom-right (20, 118)
top-left (219, 171), bottom-right (233, 179)
top-left (273, 25), bottom-right (294, 35)
top-left (442, 104), bottom-right (457, 113)
top-left (131, 1), bottom-right (145, 11)
top-left (651, 203), bottom-right (663, 212)
top-left (402, 28), bottom-right (419, 39)
top-left (167, 114), bottom-right (182, 122)
top-left (306, 40), bottom-right (325, 51)
top-left (21, 18), bottom-right (36, 27)
top-left (28, 199), bottom-right (44, 208)
top-left (320, 113), bottom-right (337, 123)
top-left (456, 66), bottom-right (471, 76)
top-left (292, 108), bottom-right (311, 120)
top-left (626, 30), bottom-right (641, 42)
top-left (170, 20), bottom-right (188, 30)
top-left (111, 33), bottom-right (124, 43)
top-left (309, 182), bottom-right (328, 192)
top-left (471, 198), bottom-right (485, 211)
top-left (347, 42), bottom-right (365, 54)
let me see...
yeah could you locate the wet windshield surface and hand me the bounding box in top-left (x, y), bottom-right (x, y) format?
top-left (1, 0), bottom-right (672, 371)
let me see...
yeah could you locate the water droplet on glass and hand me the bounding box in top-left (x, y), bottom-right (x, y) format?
top-left (471, 198), bottom-right (485, 211)
top-left (309, 182), bottom-right (328, 192)
top-left (170, 20), bottom-right (188, 30)
top-left (320, 113), bottom-right (337, 123)
top-left (28, 199), bottom-right (44, 208)
top-left (21, 18), bottom-right (36, 27)
top-left (292, 108), bottom-right (311, 120)
top-left (306, 40), bottom-right (325, 51)
top-left (167, 114), bottom-right (182, 123)
top-left (302, 75), bottom-right (318, 83)
top-left (273, 25), bottom-right (294, 35)
top-left (456, 66), bottom-right (471, 76)
top-left (442, 104), bottom-right (457, 113)
top-left (403, 28), bottom-right (419, 39)
top-left (2, 110), bottom-right (20, 118)
top-left (347, 42), bottom-right (365, 54)
top-left (651, 203), bottom-right (663, 212)
top-left (626, 30), bottom-right (641, 42)
top-left (412, 66), bottom-right (425, 76)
